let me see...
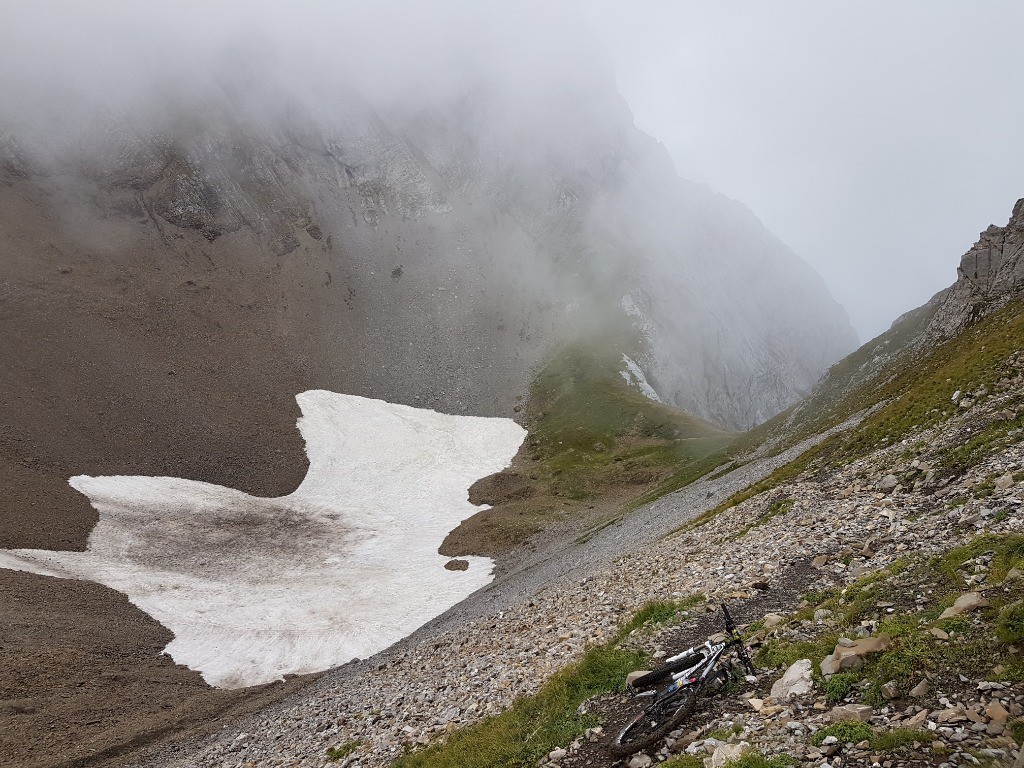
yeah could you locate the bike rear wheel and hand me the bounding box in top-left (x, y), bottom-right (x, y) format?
top-left (609, 687), bottom-right (697, 757)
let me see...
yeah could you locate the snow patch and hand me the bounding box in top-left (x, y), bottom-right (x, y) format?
top-left (0, 392), bottom-right (525, 688)
top-left (619, 355), bottom-right (663, 403)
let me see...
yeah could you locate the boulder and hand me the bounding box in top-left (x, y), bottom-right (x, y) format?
top-left (763, 613), bottom-right (787, 628)
top-left (938, 592), bottom-right (990, 620)
top-left (986, 700), bottom-right (1009, 723)
top-left (770, 659), bottom-right (813, 701)
top-left (627, 755), bottom-right (652, 768)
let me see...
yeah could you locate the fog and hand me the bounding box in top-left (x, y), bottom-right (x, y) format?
top-left (2, 1), bottom-right (1020, 341)
top-left (582, 1), bottom-right (1024, 340)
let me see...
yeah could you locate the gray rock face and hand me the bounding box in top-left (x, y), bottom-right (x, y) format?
top-left (924, 198), bottom-right (1024, 338)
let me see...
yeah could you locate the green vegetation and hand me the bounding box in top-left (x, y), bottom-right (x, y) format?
top-left (527, 343), bottom-right (733, 502)
top-left (819, 298), bottom-right (1024, 469)
top-left (869, 729), bottom-right (933, 752)
top-left (1009, 719), bottom-right (1024, 744)
top-left (756, 533), bottom-right (1024, 720)
top-left (706, 723), bottom-right (745, 741)
top-left (822, 672), bottom-right (861, 703)
top-left (393, 644), bottom-right (646, 768)
top-left (997, 600), bottom-right (1024, 645)
top-left (812, 722), bottom-right (929, 753)
top-left (326, 741), bottom-right (360, 761)
top-left (811, 721), bottom-right (873, 747)
top-left (722, 752), bottom-right (799, 768)
top-left (660, 756), bottom-right (706, 768)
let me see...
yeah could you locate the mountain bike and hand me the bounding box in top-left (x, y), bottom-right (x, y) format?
top-left (609, 603), bottom-right (755, 757)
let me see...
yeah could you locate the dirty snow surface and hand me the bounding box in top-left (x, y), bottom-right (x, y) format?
top-left (0, 392), bottom-right (525, 688)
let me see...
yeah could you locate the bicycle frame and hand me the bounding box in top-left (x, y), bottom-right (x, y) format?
top-left (649, 640), bottom-right (727, 703)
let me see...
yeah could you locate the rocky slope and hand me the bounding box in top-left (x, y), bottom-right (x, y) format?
top-left (761, 199), bottom-right (1024, 448)
top-left (139, 302), bottom-right (1024, 768)
top-left (124, 202), bottom-right (1024, 768)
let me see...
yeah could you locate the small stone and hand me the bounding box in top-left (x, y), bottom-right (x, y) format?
top-left (627, 755), bottom-right (652, 768)
top-left (879, 474), bottom-right (899, 492)
top-left (938, 592), bottom-right (990, 620)
top-left (444, 559), bottom-right (470, 571)
top-left (763, 613), bottom-right (786, 628)
top-left (881, 681), bottom-right (900, 700)
top-left (548, 747), bottom-right (567, 762)
top-left (929, 627), bottom-right (950, 640)
top-left (909, 680), bottom-right (930, 698)
top-left (905, 709), bottom-right (929, 729)
top-left (831, 704), bottom-right (874, 722)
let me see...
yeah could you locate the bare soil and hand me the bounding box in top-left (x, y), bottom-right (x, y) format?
top-left (0, 569), bottom-right (311, 768)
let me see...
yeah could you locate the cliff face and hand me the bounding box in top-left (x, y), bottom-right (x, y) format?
top-left (926, 198), bottom-right (1024, 341)
top-left (0, 81), bottom-right (855, 551)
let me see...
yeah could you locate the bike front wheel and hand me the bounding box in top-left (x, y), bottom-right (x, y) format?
top-left (608, 687), bottom-right (697, 757)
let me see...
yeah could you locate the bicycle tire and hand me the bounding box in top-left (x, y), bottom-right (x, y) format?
top-left (608, 687), bottom-right (697, 757)
top-left (627, 653), bottom-right (705, 690)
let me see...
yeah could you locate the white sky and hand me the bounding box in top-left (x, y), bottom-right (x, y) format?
top-left (582, 1), bottom-right (1024, 341)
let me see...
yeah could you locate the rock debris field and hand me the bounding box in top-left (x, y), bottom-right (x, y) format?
top-left (145, 360), bottom-right (1024, 768)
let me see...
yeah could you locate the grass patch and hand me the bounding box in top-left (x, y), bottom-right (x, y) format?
top-left (811, 721), bottom-right (873, 747)
top-left (822, 672), bottom-right (861, 703)
top-left (661, 756), bottom-right (705, 768)
top-left (997, 600), bottom-right (1024, 644)
top-left (870, 728), bottom-right (932, 752)
top-left (1009, 720), bottom-right (1024, 744)
top-left (755, 634), bottom-right (837, 672)
top-left (725, 752), bottom-right (799, 768)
